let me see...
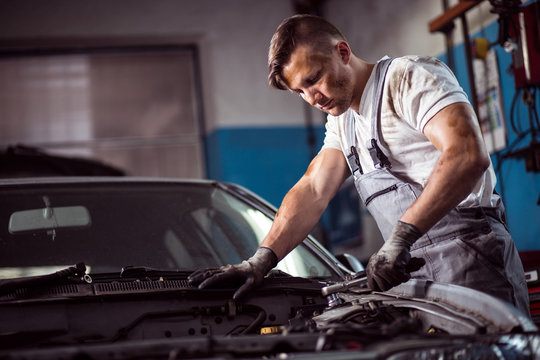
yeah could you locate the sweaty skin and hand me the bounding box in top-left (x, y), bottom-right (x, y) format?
top-left (282, 41), bottom-right (373, 116)
top-left (400, 102), bottom-right (490, 232)
top-left (262, 41), bottom-right (490, 263)
top-left (260, 148), bottom-right (350, 259)
top-left (260, 41), bottom-right (373, 259)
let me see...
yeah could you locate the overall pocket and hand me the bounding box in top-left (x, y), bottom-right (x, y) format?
top-left (355, 170), bottom-right (419, 240)
top-left (364, 184), bottom-right (398, 206)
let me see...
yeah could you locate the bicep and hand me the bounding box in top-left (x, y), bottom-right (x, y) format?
top-left (423, 102), bottom-right (486, 156)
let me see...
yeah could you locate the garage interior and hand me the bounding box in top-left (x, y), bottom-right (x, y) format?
top-left (0, 0), bottom-right (539, 293)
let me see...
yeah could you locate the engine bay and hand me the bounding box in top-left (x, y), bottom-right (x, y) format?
top-left (1, 270), bottom-right (538, 359)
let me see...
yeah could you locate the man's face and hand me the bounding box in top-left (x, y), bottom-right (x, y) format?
top-left (282, 44), bottom-right (354, 116)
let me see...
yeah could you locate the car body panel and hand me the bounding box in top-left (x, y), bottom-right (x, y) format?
top-left (0, 177), bottom-right (538, 360)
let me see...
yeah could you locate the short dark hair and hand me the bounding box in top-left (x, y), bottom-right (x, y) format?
top-left (268, 14), bottom-right (347, 90)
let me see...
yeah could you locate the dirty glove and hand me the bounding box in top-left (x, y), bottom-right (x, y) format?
top-left (187, 247), bottom-right (278, 300)
top-left (366, 221), bottom-right (426, 291)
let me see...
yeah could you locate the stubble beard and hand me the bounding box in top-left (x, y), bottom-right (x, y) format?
top-left (328, 76), bottom-right (354, 116)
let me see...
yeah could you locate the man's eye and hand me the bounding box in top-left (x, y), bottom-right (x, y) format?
top-left (306, 73), bottom-right (320, 85)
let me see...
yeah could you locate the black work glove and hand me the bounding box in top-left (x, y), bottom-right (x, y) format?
top-left (187, 247), bottom-right (278, 300)
top-left (366, 221), bottom-right (426, 291)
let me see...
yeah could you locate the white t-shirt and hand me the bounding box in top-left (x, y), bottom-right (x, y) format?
top-left (321, 55), bottom-right (497, 208)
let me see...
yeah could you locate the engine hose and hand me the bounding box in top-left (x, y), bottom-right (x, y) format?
top-left (238, 304), bottom-right (267, 335)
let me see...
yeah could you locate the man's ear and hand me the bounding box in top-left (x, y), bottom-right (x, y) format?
top-left (336, 41), bottom-right (351, 64)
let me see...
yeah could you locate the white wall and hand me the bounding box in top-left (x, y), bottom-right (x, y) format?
top-left (326, 0), bottom-right (497, 62)
top-left (0, 0), bottom-right (498, 132)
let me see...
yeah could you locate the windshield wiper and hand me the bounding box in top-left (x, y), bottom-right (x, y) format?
top-left (0, 262), bottom-right (91, 296)
top-left (119, 266), bottom-right (191, 279)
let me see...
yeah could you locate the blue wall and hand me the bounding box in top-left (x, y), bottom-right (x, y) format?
top-left (206, 126), bottom-right (326, 208)
top-left (205, 19), bottom-right (539, 251)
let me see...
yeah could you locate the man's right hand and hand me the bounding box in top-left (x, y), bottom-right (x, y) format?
top-left (187, 247), bottom-right (278, 300)
top-left (366, 221), bottom-right (425, 291)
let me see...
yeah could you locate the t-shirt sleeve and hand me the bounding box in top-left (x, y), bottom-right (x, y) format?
top-left (320, 115), bottom-right (342, 152)
top-left (396, 57), bottom-right (470, 132)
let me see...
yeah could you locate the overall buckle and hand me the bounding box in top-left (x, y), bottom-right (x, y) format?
top-left (368, 139), bottom-right (391, 169)
top-left (347, 146), bottom-right (363, 175)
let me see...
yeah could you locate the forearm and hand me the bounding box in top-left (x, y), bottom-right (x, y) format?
top-left (369, 146), bottom-right (488, 290)
top-left (367, 103), bottom-right (491, 291)
top-left (401, 104), bottom-right (490, 232)
top-left (260, 149), bottom-right (349, 260)
top-left (401, 151), bottom-right (488, 232)
top-left (260, 182), bottom-right (329, 260)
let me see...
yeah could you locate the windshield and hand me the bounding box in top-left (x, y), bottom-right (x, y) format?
top-left (0, 181), bottom-right (339, 280)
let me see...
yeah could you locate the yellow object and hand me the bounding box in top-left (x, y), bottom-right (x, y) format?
top-left (260, 326), bottom-right (281, 335)
top-left (473, 37), bottom-right (489, 59)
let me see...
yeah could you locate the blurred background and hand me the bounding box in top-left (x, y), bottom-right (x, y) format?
top-left (0, 0), bottom-right (539, 261)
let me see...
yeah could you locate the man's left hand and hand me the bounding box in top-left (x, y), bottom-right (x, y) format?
top-left (366, 221), bottom-right (425, 291)
top-left (188, 247), bottom-right (278, 300)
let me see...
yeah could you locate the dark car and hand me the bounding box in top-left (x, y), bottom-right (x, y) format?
top-left (0, 177), bottom-right (538, 360)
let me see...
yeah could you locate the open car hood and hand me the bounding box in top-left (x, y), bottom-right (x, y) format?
top-left (0, 177), bottom-right (537, 359)
top-left (0, 273), bottom-right (538, 360)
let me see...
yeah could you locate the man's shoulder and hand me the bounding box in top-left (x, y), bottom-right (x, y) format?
top-left (385, 56), bottom-right (455, 93)
top-left (389, 55), bottom-right (451, 75)
top-left (391, 55), bottom-right (445, 66)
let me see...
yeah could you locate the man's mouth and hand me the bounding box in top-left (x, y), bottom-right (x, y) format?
top-left (320, 99), bottom-right (333, 110)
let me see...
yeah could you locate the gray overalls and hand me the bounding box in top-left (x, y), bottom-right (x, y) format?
top-left (343, 58), bottom-right (530, 316)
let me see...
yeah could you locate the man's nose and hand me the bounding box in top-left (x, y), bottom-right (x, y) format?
top-left (304, 90), bottom-right (321, 106)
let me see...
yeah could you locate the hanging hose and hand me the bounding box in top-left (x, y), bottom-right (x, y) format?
top-left (239, 304), bottom-right (267, 334)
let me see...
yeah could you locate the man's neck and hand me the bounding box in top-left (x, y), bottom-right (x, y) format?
top-left (350, 58), bottom-right (375, 113)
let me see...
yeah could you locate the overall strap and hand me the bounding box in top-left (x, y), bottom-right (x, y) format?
top-left (344, 57), bottom-right (394, 177)
top-left (367, 58), bottom-right (394, 169)
top-left (345, 110), bottom-right (363, 176)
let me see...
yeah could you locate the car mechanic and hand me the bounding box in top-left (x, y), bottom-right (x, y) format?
top-left (189, 14), bottom-right (530, 316)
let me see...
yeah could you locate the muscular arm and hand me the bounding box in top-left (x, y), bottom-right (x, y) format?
top-left (260, 148), bottom-right (350, 259)
top-left (400, 102), bottom-right (491, 232)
